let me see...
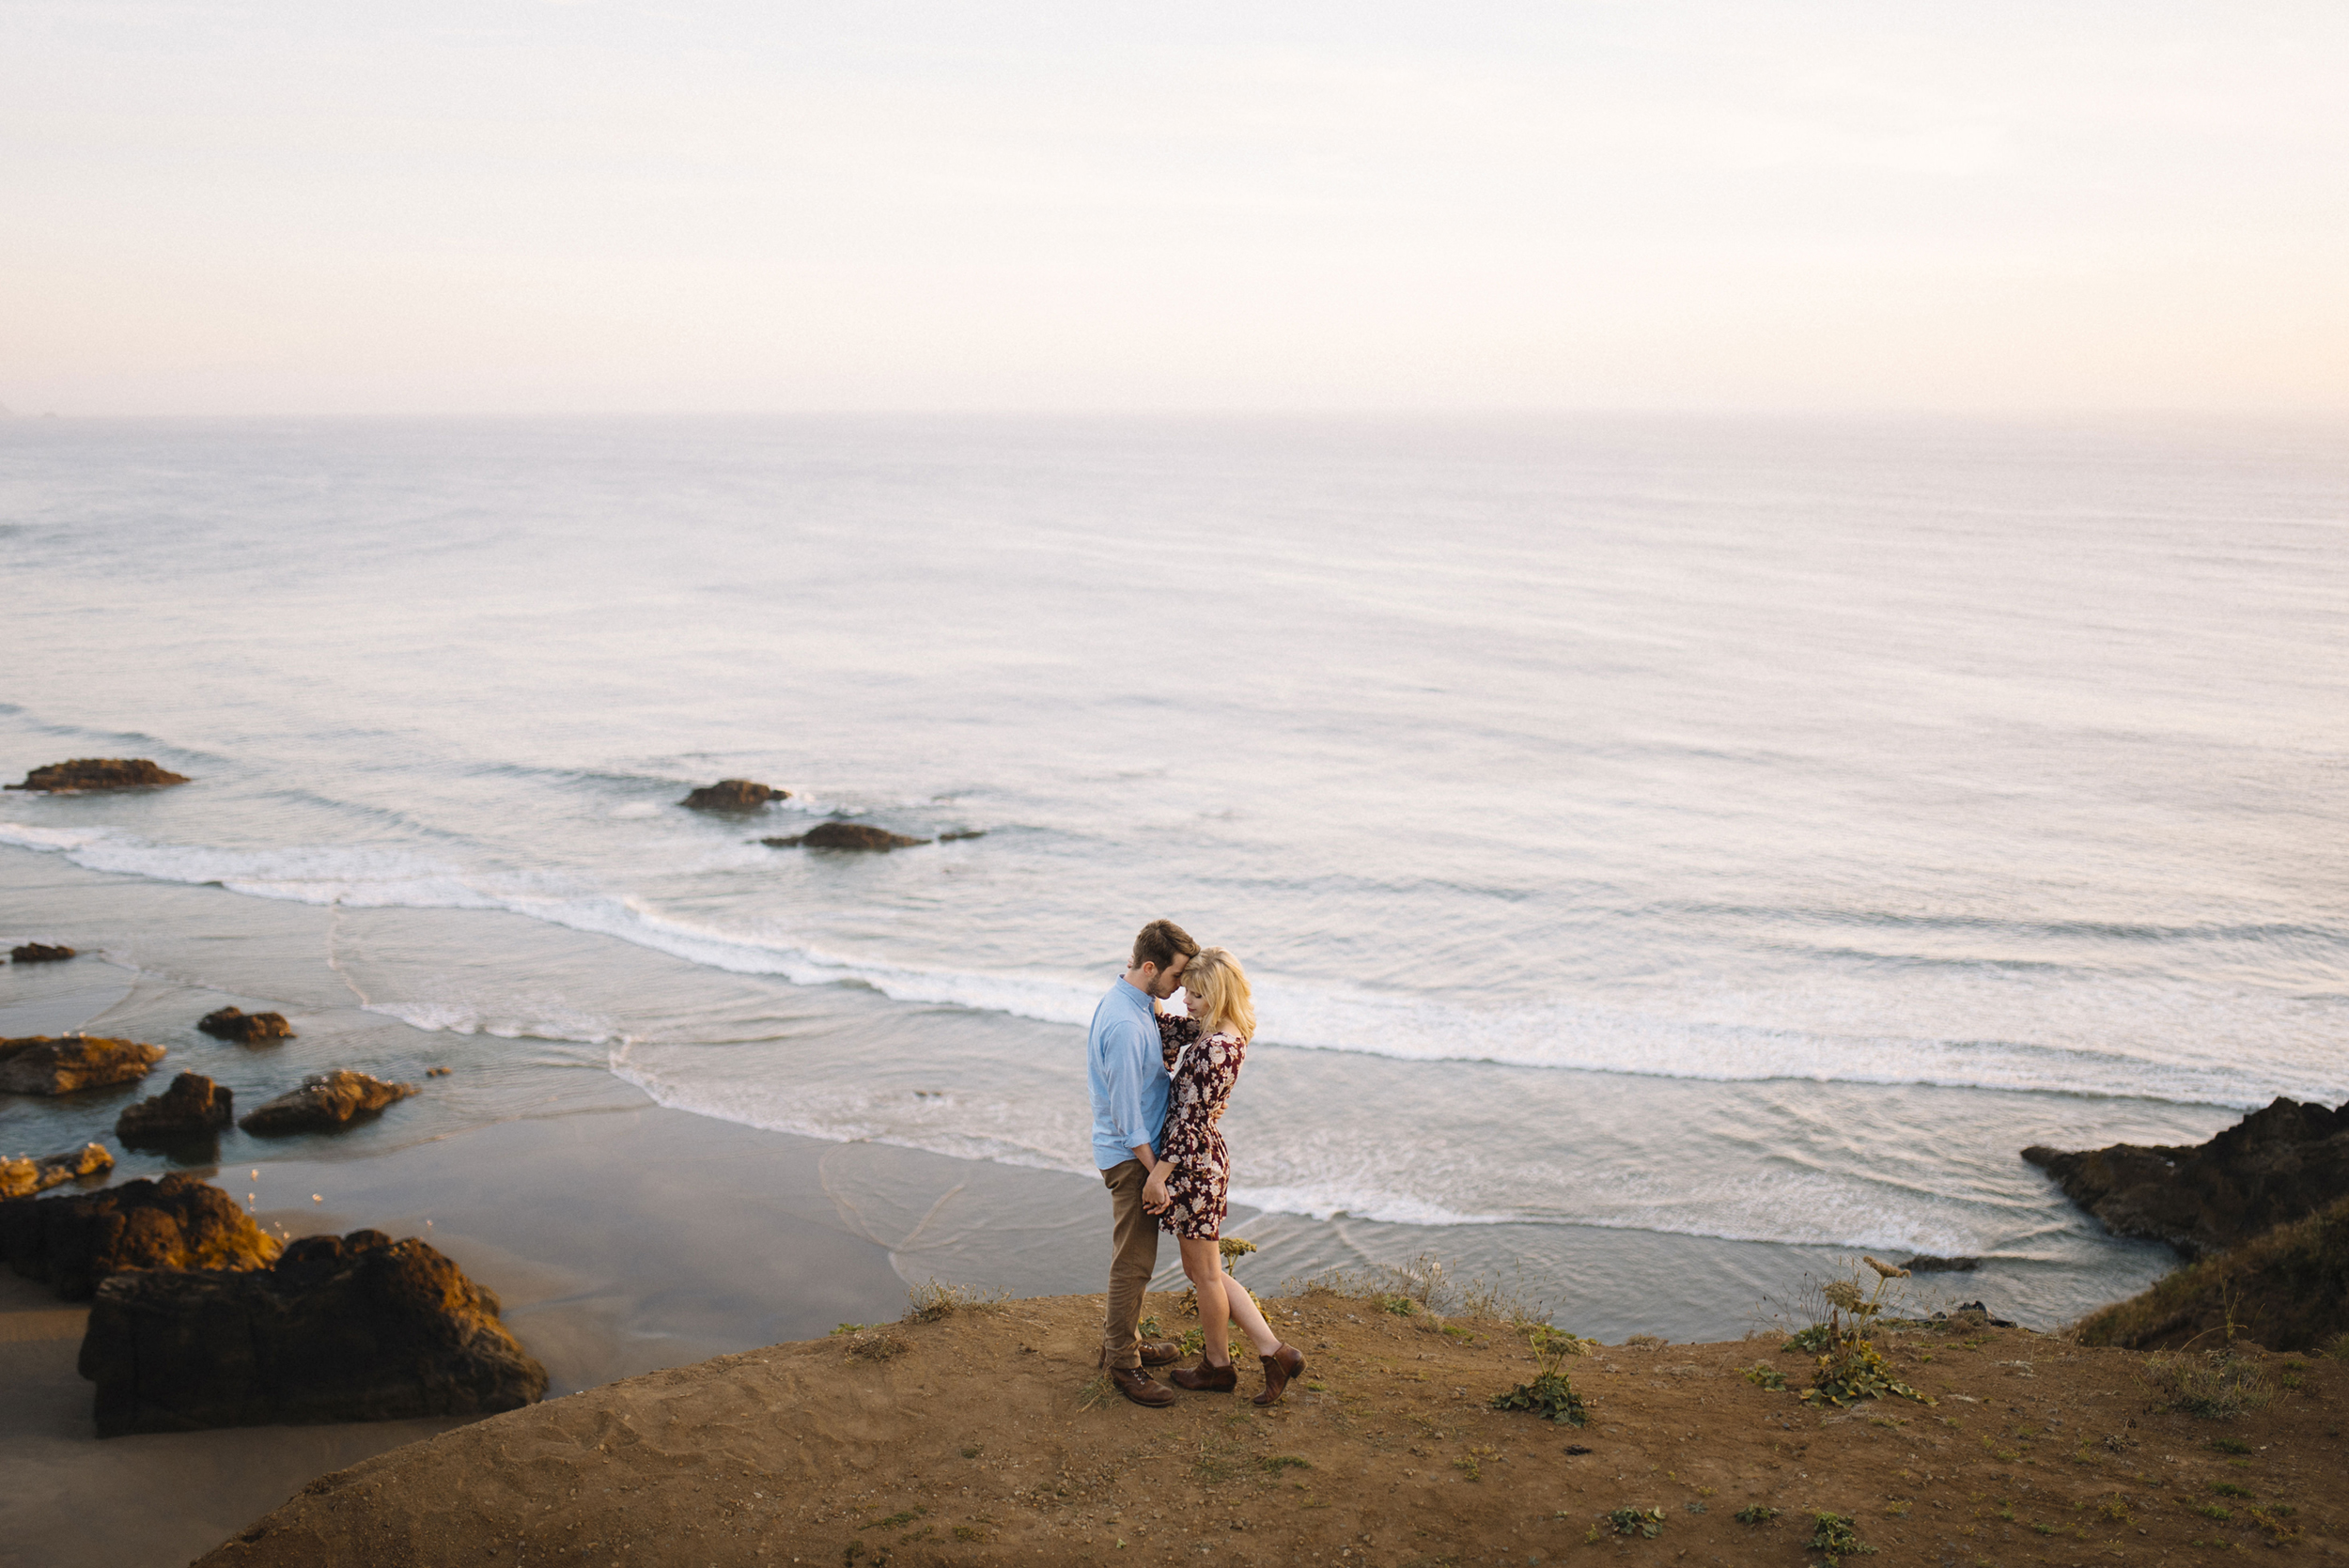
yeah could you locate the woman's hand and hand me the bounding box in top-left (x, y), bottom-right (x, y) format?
top-left (1143, 1164), bottom-right (1173, 1213)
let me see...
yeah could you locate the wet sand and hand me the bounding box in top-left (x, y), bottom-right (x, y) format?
top-left (0, 1106), bottom-right (913, 1568)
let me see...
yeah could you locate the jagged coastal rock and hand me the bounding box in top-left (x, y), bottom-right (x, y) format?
top-left (0, 1035), bottom-right (165, 1095)
top-left (2023, 1096), bottom-right (2349, 1257)
top-left (117, 1072), bottom-right (236, 1149)
top-left (7, 757), bottom-right (190, 792)
top-left (238, 1070), bottom-right (416, 1136)
top-left (0, 1142), bottom-right (115, 1200)
top-left (0, 1173), bottom-right (280, 1299)
top-left (10, 942), bottom-right (76, 963)
top-left (762, 821), bottom-right (928, 851)
top-left (198, 1006), bottom-right (296, 1043)
top-left (679, 779), bottom-right (788, 812)
top-left (81, 1228), bottom-right (548, 1436)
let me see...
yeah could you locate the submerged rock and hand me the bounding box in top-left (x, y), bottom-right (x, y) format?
top-left (238, 1071), bottom-right (416, 1136)
top-left (0, 1142), bottom-right (115, 1200)
top-left (10, 942), bottom-right (76, 963)
top-left (762, 821), bottom-right (929, 851)
top-left (0, 1035), bottom-right (165, 1095)
top-left (937, 829), bottom-right (987, 843)
top-left (680, 779), bottom-right (789, 812)
top-left (2023, 1096), bottom-right (2349, 1258)
top-left (0, 1173), bottom-right (279, 1300)
top-left (7, 758), bottom-right (190, 792)
top-left (198, 1006), bottom-right (295, 1043)
top-left (1901, 1255), bottom-right (1979, 1273)
top-left (117, 1072), bottom-right (236, 1150)
top-left (81, 1228), bottom-right (547, 1436)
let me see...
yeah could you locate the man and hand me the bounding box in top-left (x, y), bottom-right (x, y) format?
top-left (1088, 917), bottom-right (1199, 1406)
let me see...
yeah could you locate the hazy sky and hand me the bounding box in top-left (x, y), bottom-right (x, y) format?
top-left (4, 2), bottom-right (2345, 415)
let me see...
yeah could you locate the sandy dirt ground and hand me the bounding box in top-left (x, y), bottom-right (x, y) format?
top-left (193, 1288), bottom-right (2346, 1567)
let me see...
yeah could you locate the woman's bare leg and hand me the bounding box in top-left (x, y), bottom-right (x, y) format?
top-left (1220, 1261), bottom-right (1283, 1358)
top-left (1179, 1237), bottom-right (1232, 1366)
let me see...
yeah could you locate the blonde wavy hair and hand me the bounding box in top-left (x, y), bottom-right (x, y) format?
top-left (1182, 946), bottom-right (1256, 1041)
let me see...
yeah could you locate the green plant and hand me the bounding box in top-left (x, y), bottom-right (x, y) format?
top-left (1735, 1505), bottom-right (1779, 1525)
top-left (905, 1280), bottom-right (1007, 1323)
top-left (830, 1322), bottom-right (866, 1335)
top-left (1381, 1294), bottom-right (1420, 1316)
top-left (1219, 1236), bottom-right (1257, 1259)
top-left (1604, 1507), bottom-right (1664, 1539)
top-left (2144, 1350), bottom-right (2272, 1419)
top-left (1261, 1455), bottom-right (1310, 1473)
top-left (1491, 1322), bottom-right (1592, 1424)
top-left (2192, 1503), bottom-right (2233, 1521)
top-left (2211, 1436), bottom-right (2252, 1453)
top-left (1744, 1361), bottom-right (1787, 1390)
top-left (2211, 1482), bottom-right (2254, 1498)
top-left (2098, 1495), bottom-right (2133, 1524)
top-left (1784, 1260), bottom-right (1932, 1408)
top-left (2251, 1506), bottom-right (2302, 1543)
top-left (1137, 1315), bottom-right (1161, 1339)
top-left (2324, 1330), bottom-right (2349, 1361)
top-left (1808, 1512), bottom-right (1875, 1566)
top-left (843, 1330), bottom-right (910, 1361)
top-left (1178, 1327), bottom-right (1206, 1357)
top-left (959, 1444), bottom-right (982, 1459)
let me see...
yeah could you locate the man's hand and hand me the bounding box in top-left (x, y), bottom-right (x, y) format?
top-left (1143, 1164), bottom-right (1173, 1214)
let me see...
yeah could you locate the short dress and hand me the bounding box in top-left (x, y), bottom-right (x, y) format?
top-left (1153, 1014), bottom-right (1248, 1241)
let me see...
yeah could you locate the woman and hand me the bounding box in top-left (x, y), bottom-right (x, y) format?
top-left (1142, 946), bottom-right (1305, 1405)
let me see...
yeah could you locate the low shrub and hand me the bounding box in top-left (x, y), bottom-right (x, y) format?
top-left (905, 1280), bottom-right (1007, 1323)
top-left (1808, 1511), bottom-right (1876, 1566)
top-left (1604, 1507), bottom-right (1663, 1539)
top-left (1735, 1505), bottom-right (1779, 1525)
top-left (2143, 1350), bottom-right (2272, 1419)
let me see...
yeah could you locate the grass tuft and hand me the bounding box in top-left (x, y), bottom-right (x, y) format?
top-left (2143, 1350), bottom-right (2272, 1419)
top-left (905, 1279), bottom-right (1009, 1323)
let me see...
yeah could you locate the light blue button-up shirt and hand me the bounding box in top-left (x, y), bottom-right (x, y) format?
top-left (1088, 977), bottom-right (1169, 1171)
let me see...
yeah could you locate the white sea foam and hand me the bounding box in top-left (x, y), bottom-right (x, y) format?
top-left (7, 815), bottom-right (2342, 1111)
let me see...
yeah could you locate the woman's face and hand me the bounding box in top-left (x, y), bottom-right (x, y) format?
top-left (1183, 984), bottom-right (1210, 1020)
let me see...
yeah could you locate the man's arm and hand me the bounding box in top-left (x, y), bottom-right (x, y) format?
top-left (1100, 1017), bottom-right (1159, 1170)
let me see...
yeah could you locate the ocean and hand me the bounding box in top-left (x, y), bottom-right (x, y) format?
top-left (4, 413), bottom-right (2344, 1337)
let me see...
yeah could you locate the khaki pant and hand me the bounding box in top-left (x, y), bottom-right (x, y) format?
top-left (1099, 1159), bottom-right (1160, 1370)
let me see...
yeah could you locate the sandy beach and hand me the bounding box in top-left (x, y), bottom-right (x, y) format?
top-left (195, 1286), bottom-right (2348, 1566)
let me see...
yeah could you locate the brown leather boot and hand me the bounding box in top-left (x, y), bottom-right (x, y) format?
top-left (1138, 1340), bottom-right (1182, 1367)
top-left (1253, 1343), bottom-right (1305, 1406)
top-left (1107, 1365), bottom-right (1177, 1408)
top-left (1169, 1359), bottom-right (1238, 1391)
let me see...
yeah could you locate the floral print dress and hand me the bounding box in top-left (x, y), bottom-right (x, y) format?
top-left (1153, 1014), bottom-right (1248, 1240)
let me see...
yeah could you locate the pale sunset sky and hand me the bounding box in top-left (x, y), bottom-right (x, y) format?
top-left (3, 1), bottom-right (2344, 415)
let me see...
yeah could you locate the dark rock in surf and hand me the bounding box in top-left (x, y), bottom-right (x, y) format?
top-left (1900, 1255), bottom-right (1979, 1273)
top-left (762, 821), bottom-right (929, 852)
top-left (0, 1035), bottom-right (164, 1095)
top-left (937, 829), bottom-right (986, 843)
top-left (7, 758), bottom-right (189, 792)
top-left (198, 1006), bottom-right (295, 1043)
top-left (117, 1072), bottom-right (235, 1150)
top-left (80, 1228), bottom-right (545, 1435)
top-left (2022, 1096), bottom-right (2349, 1258)
top-left (0, 1173), bottom-right (279, 1300)
top-left (0, 1142), bottom-right (115, 1201)
top-left (11, 942), bottom-right (76, 963)
top-left (680, 779), bottom-right (789, 812)
top-left (238, 1070), bottom-right (416, 1137)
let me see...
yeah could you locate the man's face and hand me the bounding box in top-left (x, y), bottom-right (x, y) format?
top-left (1148, 953), bottom-right (1190, 1000)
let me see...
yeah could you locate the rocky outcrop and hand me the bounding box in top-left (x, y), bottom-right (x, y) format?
top-left (679, 779), bottom-right (788, 812)
top-left (937, 829), bottom-right (986, 843)
top-left (0, 1035), bottom-right (164, 1095)
top-left (0, 1142), bottom-right (115, 1200)
top-left (7, 758), bottom-right (190, 792)
top-left (762, 821), bottom-right (928, 851)
top-left (81, 1229), bottom-right (547, 1436)
top-left (117, 1073), bottom-right (235, 1150)
top-left (198, 1006), bottom-right (295, 1043)
top-left (2023, 1097), bottom-right (2349, 1258)
top-left (10, 942), bottom-right (76, 963)
top-left (0, 1173), bottom-right (279, 1300)
top-left (238, 1071), bottom-right (416, 1136)
top-left (2075, 1192), bottom-right (2349, 1354)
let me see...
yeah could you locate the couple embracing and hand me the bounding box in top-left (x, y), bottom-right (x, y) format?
top-left (1087, 919), bottom-right (1304, 1409)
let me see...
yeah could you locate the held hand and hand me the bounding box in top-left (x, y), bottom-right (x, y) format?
top-left (1142, 1169), bottom-right (1171, 1213)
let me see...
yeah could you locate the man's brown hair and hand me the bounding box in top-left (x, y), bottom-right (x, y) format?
top-left (1130, 919), bottom-right (1199, 972)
